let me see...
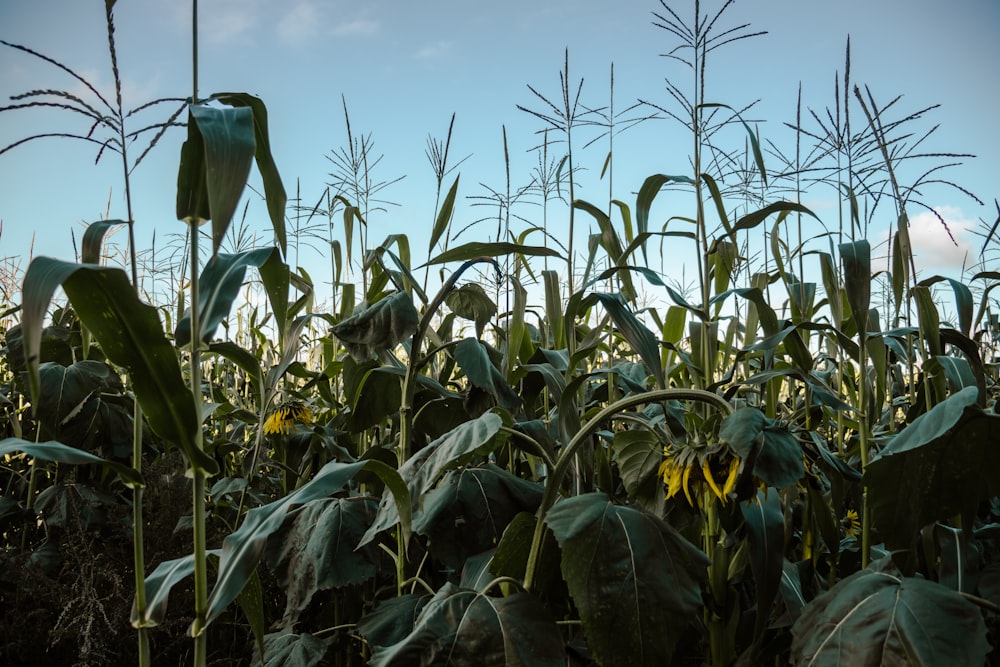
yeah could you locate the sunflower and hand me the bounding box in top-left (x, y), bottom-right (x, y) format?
top-left (263, 402), bottom-right (314, 435)
top-left (659, 446), bottom-right (740, 507)
top-left (841, 509), bottom-right (861, 539)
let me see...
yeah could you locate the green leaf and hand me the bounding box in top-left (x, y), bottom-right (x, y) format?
top-left (175, 247), bottom-right (275, 346)
top-left (209, 93), bottom-right (288, 256)
top-left (733, 201), bottom-right (816, 236)
top-left (546, 493), bottom-right (708, 667)
top-left (611, 429), bottom-right (662, 505)
top-left (581, 292), bottom-right (664, 389)
top-left (265, 497), bottom-right (383, 624)
top-left (756, 423), bottom-right (804, 489)
top-left (864, 386), bottom-right (1000, 550)
top-left (179, 104), bottom-right (256, 255)
top-left (839, 240), bottom-right (871, 340)
top-left (741, 489), bottom-right (785, 647)
top-left (361, 412), bottom-right (503, 546)
top-left (366, 583), bottom-right (566, 667)
top-left (719, 407), bottom-right (766, 458)
top-left (202, 460), bottom-right (367, 628)
top-left (347, 366), bottom-right (403, 432)
top-left (636, 173), bottom-right (695, 264)
top-left (429, 174), bottom-right (459, 253)
top-left (330, 292), bottom-right (418, 361)
top-left (791, 562), bottom-right (990, 665)
top-left (453, 338), bottom-right (522, 411)
top-left (445, 283), bottom-right (496, 338)
top-left (357, 594), bottom-right (433, 651)
top-left (412, 465), bottom-right (543, 570)
top-left (255, 632), bottom-right (328, 667)
top-left (21, 258), bottom-right (216, 475)
top-left (425, 241), bottom-right (561, 266)
top-left (0, 437), bottom-right (142, 488)
top-left (81, 219), bottom-right (128, 265)
top-left (134, 549), bottom-right (223, 627)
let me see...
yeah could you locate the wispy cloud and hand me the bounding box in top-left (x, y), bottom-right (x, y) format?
top-left (414, 40), bottom-right (453, 61)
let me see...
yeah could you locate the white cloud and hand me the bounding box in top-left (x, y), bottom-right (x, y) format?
top-left (414, 40), bottom-right (453, 61)
top-left (333, 18), bottom-right (379, 37)
top-left (278, 1), bottom-right (323, 43)
top-left (198, 0), bottom-right (264, 44)
top-left (904, 205), bottom-right (976, 273)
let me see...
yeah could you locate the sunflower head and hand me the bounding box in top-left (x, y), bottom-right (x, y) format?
top-left (841, 509), bottom-right (861, 540)
top-left (659, 445), bottom-right (740, 507)
top-left (263, 402), bottom-right (314, 435)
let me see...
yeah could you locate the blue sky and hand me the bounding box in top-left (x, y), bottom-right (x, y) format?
top-left (1, 0), bottom-right (998, 305)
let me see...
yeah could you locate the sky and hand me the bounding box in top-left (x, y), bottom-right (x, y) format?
top-left (1, 0), bottom-right (998, 309)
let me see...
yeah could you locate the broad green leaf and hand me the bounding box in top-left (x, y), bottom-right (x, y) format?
top-left (445, 283), bottom-right (496, 338)
top-left (206, 341), bottom-right (264, 405)
top-left (366, 582), bottom-right (565, 667)
top-left (412, 465), bottom-right (543, 569)
top-left (265, 496), bottom-right (383, 624)
top-left (918, 276), bottom-right (973, 337)
top-left (237, 569), bottom-right (266, 663)
top-left (839, 240), bottom-right (871, 340)
top-left (719, 407), bottom-right (766, 458)
top-left (361, 412), bottom-right (503, 546)
top-left (429, 174), bottom-right (459, 253)
top-left (790, 562), bottom-right (989, 666)
top-left (133, 549), bottom-right (222, 627)
top-left (733, 202), bottom-right (816, 235)
top-left (546, 493), bottom-right (708, 667)
top-left (741, 489), bottom-right (785, 647)
top-left (864, 386), bottom-right (1000, 551)
top-left (255, 632), bottom-right (328, 667)
top-left (357, 594), bottom-right (433, 651)
top-left (636, 173), bottom-right (695, 264)
top-left (0, 437), bottom-right (142, 487)
top-left (330, 291), bottom-right (418, 361)
top-left (202, 460), bottom-right (368, 629)
top-left (81, 219), bottom-right (127, 265)
top-left (210, 92), bottom-right (288, 256)
top-left (35, 360), bottom-right (132, 457)
top-left (21, 258), bottom-right (216, 475)
top-left (756, 424), bottom-right (804, 489)
top-left (542, 270), bottom-right (564, 348)
top-left (611, 429), bottom-right (662, 505)
top-left (260, 239), bottom-right (291, 341)
top-left (454, 338), bottom-right (522, 411)
top-left (913, 284), bottom-right (943, 357)
top-left (490, 512), bottom-right (562, 596)
top-left (426, 241), bottom-right (561, 266)
top-left (175, 247), bottom-right (275, 346)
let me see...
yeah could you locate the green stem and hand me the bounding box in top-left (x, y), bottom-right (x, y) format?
top-left (132, 400), bottom-right (150, 667)
top-left (523, 388), bottom-right (732, 590)
top-left (188, 221), bottom-right (208, 665)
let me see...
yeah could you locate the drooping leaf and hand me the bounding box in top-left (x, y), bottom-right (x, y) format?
top-left (330, 292), bottom-right (418, 361)
top-left (445, 283), bottom-right (496, 338)
top-left (790, 561), bottom-right (990, 666)
top-left (81, 219), bottom-right (128, 265)
top-left (840, 240), bottom-right (871, 340)
top-left (412, 465), bottom-right (543, 569)
top-left (719, 407), bottom-right (766, 458)
top-left (366, 582), bottom-right (565, 667)
top-left (347, 366), bottom-right (403, 433)
top-left (21, 258), bottom-right (216, 475)
top-left (453, 338), bottom-right (522, 411)
top-left (756, 423), bottom-right (805, 489)
top-left (357, 594), bottom-right (433, 651)
top-left (581, 292), bottom-right (663, 389)
top-left (210, 92), bottom-right (288, 256)
top-left (361, 412), bottom-right (503, 546)
top-left (429, 174), bottom-right (459, 253)
top-left (545, 493), bottom-right (709, 667)
top-left (175, 247), bottom-right (275, 346)
top-left (864, 386), bottom-right (1000, 551)
top-left (265, 496), bottom-right (383, 624)
top-left (611, 429), bottom-right (662, 505)
top-left (178, 104), bottom-right (256, 255)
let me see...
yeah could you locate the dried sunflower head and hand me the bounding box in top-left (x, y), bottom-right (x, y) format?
top-left (263, 401), bottom-right (314, 435)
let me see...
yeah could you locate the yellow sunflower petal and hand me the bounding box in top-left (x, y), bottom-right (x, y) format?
top-left (702, 458), bottom-right (724, 503)
top-left (721, 457), bottom-right (740, 498)
top-left (682, 462), bottom-right (695, 506)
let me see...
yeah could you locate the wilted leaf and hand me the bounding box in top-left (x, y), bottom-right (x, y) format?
top-left (446, 283), bottom-right (496, 337)
top-left (546, 493), bottom-right (708, 667)
top-left (330, 292), bottom-right (418, 361)
top-left (453, 338), bottom-right (522, 411)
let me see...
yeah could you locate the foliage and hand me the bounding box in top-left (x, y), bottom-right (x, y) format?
top-left (1, 1), bottom-right (998, 666)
